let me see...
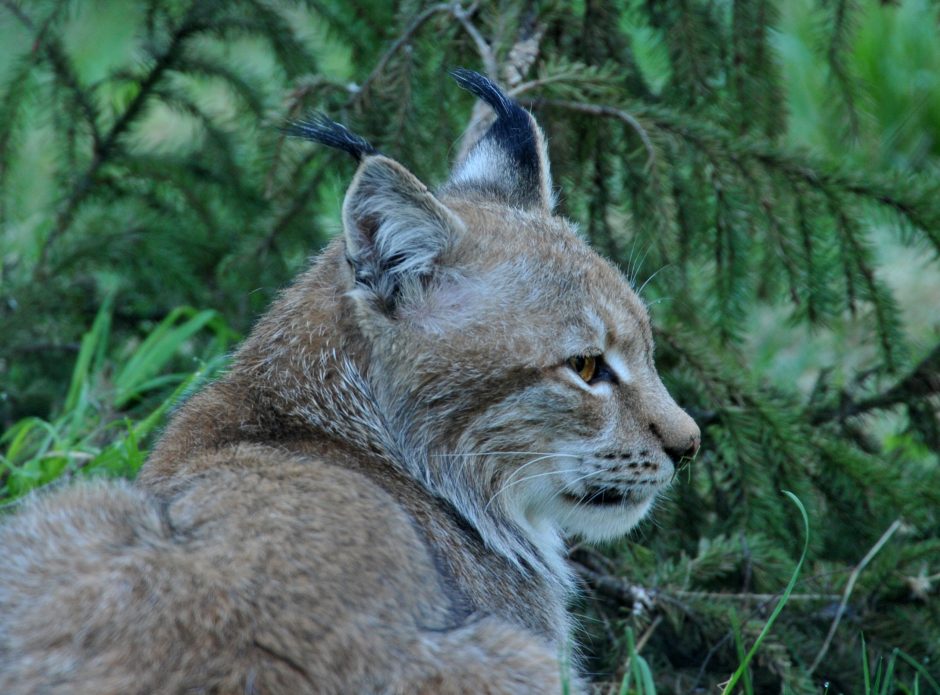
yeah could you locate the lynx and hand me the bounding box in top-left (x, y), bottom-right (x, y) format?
top-left (0, 70), bottom-right (699, 694)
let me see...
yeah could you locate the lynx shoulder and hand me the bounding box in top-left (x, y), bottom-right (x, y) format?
top-left (0, 70), bottom-right (699, 694)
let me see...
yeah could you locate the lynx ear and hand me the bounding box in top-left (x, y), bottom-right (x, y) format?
top-left (446, 69), bottom-right (554, 212)
top-left (284, 114), bottom-right (462, 313)
top-left (342, 155), bottom-right (463, 312)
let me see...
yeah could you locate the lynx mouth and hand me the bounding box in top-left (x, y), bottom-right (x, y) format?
top-left (563, 486), bottom-right (650, 507)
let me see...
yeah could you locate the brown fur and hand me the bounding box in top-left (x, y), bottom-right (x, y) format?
top-left (0, 75), bottom-right (698, 694)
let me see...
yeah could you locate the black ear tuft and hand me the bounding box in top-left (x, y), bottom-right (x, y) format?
top-left (450, 69), bottom-right (536, 166)
top-left (283, 113), bottom-right (378, 161)
top-left (448, 69), bottom-right (553, 211)
top-left (450, 69), bottom-right (516, 121)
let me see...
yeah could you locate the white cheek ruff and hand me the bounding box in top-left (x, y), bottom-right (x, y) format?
top-left (555, 495), bottom-right (655, 541)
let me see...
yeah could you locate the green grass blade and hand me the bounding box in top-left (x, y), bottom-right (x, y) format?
top-left (1, 417), bottom-right (56, 464)
top-left (720, 491), bottom-right (810, 695)
top-left (129, 356), bottom-right (225, 440)
top-left (0, 417), bottom-right (63, 498)
top-left (895, 650), bottom-right (940, 694)
top-left (619, 627), bottom-right (637, 695)
top-left (64, 296), bottom-right (113, 413)
top-left (114, 307), bottom-right (220, 407)
top-left (874, 654), bottom-right (886, 692)
top-left (879, 649), bottom-right (899, 695)
top-left (636, 652), bottom-right (656, 695)
top-left (559, 636), bottom-right (574, 695)
top-left (731, 608), bottom-right (754, 695)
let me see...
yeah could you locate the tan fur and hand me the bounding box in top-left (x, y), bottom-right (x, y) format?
top-left (0, 82), bottom-right (698, 694)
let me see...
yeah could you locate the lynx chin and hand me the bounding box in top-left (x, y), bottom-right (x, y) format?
top-left (0, 69), bottom-right (699, 694)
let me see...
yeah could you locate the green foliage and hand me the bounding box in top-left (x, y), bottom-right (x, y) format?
top-left (720, 492), bottom-right (810, 695)
top-left (618, 627), bottom-right (658, 695)
top-left (1, 299), bottom-right (232, 498)
top-left (1, 0), bottom-right (939, 692)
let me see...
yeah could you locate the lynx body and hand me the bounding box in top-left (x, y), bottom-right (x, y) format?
top-left (0, 71), bottom-right (699, 694)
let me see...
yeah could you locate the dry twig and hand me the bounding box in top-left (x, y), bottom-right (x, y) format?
top-left (352, 2), bottom-right (487, 106)
top-left (807, 518), bottom-right (903, 674)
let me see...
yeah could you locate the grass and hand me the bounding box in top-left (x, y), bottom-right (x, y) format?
top-left (606, 491), bottom-right (937, 695)
top-left (0, 300), bottom-right (233, 501)
top-left (608, 491), bottom-right (810, 695)
top-left (720, 492), bottom-right (810, 695)
top-left (617, 626), bottom-right (657, 695)
top-left (864, 639), bottom-right (940, 695)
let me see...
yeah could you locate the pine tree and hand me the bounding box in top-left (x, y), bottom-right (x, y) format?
top-left (1, 1), bottom-right (938, 691)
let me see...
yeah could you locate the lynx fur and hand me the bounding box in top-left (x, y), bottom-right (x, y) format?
top-left (0, 70), bottom-right (699, 694)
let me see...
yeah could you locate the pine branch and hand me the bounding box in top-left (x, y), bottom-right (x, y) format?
top-left (238, 0), bottom-right (319, 77)
top-left (351, 3), bottom-right (457, 105)
top-left (508, 60), bottom-right (618, 101)
top-left (811, 343), bottom-right (940, 424)
top-left (350, 1), bottom-right (517, 111)
top-left (173, 56), bottom-right (265, 117)
top-left (536, 97), bottom-right (940, 249)
top-left (731, 0), bottom-right (783, 137)
top-left (648, 0), bottom-right (719, 106)
top-left (524, 98), bottom-right (656, 170)
top-left (118, 156), bottom-right (221, 236)
top-left (578, 0), bottom-right (648, 101)
top-left (0, 3), bottom-right (83, 225)
top-left (258, 158), bottom-right (331, 256)
top-left (43, 43), bottom-right (102, 148)
top-left (0, 2), bottom-right (100, 146)
top-left (34, 4), bottom-right (205, 278)
top-left (0, 55), bottom-right (36, 225)
top-left (502, 19), bottom-right (545, 90)
top-left (826, 192), bottom-right (904, 370)
top-left (827, 0), bottom-right (861, 140)
top-left (791, 183), bottom-right (834, 324)
top-left (578, 562), bottom-right (841, 608)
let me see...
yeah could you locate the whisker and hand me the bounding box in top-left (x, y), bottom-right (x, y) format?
top-left (493, 453), bottom-right (574, 494)
top-left (483, 467), bottom-right (586, 513)
top-left (435, 451), bottom-right (579, 482)
top-left (631, 243), bottom-right (653, 287)
top-left (625, 237), bottom-right (643, 286)
top-left (636, 263), bottom-right (671, 297)
top-left (544, 469), bottom-right (606, 507)
top-left (461, 452), bottom-right (580, 506)
top-left (553, 471), bottom-right (613, 525)
top-left (430, 451), bottom-right (581, 459)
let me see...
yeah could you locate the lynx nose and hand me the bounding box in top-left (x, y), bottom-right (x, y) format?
top-left (651, 417), bottom-right (701, 465)
top-left (664, 434), bottom-right (700, 464)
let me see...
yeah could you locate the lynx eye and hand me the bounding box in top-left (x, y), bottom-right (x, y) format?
top-left (567, 355), bottom-right (598, 383)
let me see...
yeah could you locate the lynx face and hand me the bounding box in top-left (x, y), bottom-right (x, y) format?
top-left (293, 70), bottom-right (699, 568)
top-left (367, 201), bottom-right (700, 549)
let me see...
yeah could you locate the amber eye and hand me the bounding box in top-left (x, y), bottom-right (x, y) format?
top-left (567, 355), bottom-right (597, 383)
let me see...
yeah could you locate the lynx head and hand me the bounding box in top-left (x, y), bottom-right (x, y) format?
top-left (286, 70), bottom-right (699, 573)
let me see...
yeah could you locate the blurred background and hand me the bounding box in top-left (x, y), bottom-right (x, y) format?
top-left (1, 0), bottom-right (938, 692)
